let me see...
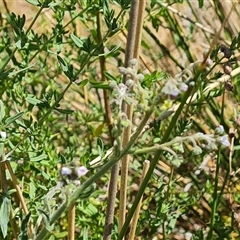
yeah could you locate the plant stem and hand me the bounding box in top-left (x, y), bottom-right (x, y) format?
top-left (128, 160), bottom-right (149, 240)
top-left (68, 202), bottom-right (76, 240)
top-left (96, 10), bottom-right (119, 240)
top-left (119, 0), bottom-right (146, 234)
top-left (103, 163), bottom-right (120, 240)
top-left (207, 149), bottom-right (221, 240)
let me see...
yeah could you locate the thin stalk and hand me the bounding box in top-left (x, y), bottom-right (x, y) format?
top-left (119, 0), bottom-right (146, 234)
top-left (228, 130), bottom-right (235, 180)
top-left (162, 167), bottom-right (174, 239)
top-left (207, 149), bottom-right (221, 240)
top-left (5, 161), bottom-right (29, 215)
top-left (68, 202), bottom-right (76, 240)
top-left (5, 160), bottom-right (34, 236)
top-left (96, 10), bottom-right (118, 240)
top-left (103, 163), bottom-right (120, 240)
top-left (128, 160), bottom-right (150, 240)
top-left (0, 159), bottom-right (7, 194)
top-left (96, 12), bottom-right (114, 145)
top-left (2, 0), bottom-right (10, 15)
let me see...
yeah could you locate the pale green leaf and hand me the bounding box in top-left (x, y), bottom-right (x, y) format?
top-left (0, 100), bottom-right (5, 121)
top-left (30, 153), bottom-right (47, 162)
top-left (0, 197), bottom-right (11, 238)
top-left (5, 112), bottom-right (25, 127)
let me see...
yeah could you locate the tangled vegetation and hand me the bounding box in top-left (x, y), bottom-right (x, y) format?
top-left (0, 0), bottom-right (240, 239)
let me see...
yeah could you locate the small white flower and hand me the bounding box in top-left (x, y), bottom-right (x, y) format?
top-left (110, 81), bottom-right (133, 107)
top-left (126, 79), bottom-right (134, 88)
top-left (179, 83), bottom-right (188, 92)
top-left (129, 58), bottom-right (137, 66)
top-left (218, 135), bottom-right (230, 147)
top-left (137, 73), bottom-right (144, 81)
top-left (118, 83), bottom-right (128, 98)
top-left (194, 169), bottom-right (201, 175)
top-left (188, 81), bottom-right (195, 86)
top-left (161, 80), bottom-right (179, 96)
top-left (184, 182), bottom-right (193, 192)
top-left (0, 131), bottom-right (6, 139)
top-left (73, 180), bottom-right (81, 186)
top-left (161, 78), bottom-right (188, 98)
top-left (118, 67), bottom-right (128, 75)
top-left (61, 167), bottom-right (72, 176)
top-left (206, 58), bottom-right (213, 67)
top-left (77, 166), bottom-right (88, 177)
top-left (170, 88), bottom-right (181, 97)
top-left (215, 125), bottom-right (225, 135)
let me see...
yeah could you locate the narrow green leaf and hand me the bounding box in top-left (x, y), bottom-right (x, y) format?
top-left (0, 143), bottom-right (4, 156)
top-left (8, 62), bottom-right (38, 77)
top-left (29, 182), bottom-right (36, 199)
top-left (25, 0), bottom-right (40, 6)
top-left (30, 153), bottom-right (47, 162)
top-left (54, 231), bottom-right (68, 238)
top-left (104, 71), bottom-right (118, 81)
top-left (89, 80), bottom-right (111, 90)
top-left (70, 34), bottom-right (83, 48)
top-left (78, 79), bottom-right (88, 87)
top-left (98, 44), bottom-right (120, 57)
top-left (57, 56), bottom-right (68, 72)
top-left (55, 108), bottom-right (74, 114)
top-left (5, 112), bottom-right (25, 127)
top-left (25, 96), bottom-right (42, 105)
top-left (49, 1), bottom-right (63, 7)
top-left (0, 100), bottom-right (5, 121)
top-left (0, 197), bottom-right (11, 238)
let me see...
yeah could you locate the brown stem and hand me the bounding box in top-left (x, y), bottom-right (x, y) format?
top-left (5, 161), bottom-right (33, 236)
top-left (96, 12), bottom-right (114, 144)
top-left (96, 11), bottom-right (117, 240)
top-left (68, 202), bottom-right (76, 240)
top-left (119, 0), bottom-right (146, 236)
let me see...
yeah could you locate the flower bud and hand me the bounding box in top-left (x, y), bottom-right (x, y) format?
top-left (215, 125), bottom-right (224, 135)
top-left (192, 146), bottom-right (202, 155)
top-left (223, 63), bottom-right (232, 75)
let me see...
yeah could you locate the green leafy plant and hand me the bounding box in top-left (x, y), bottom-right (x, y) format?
top-left (0, 0), bottom-right (239, 240)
